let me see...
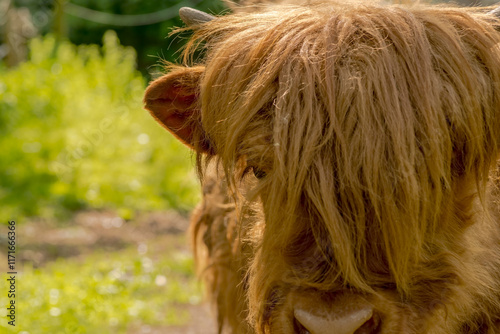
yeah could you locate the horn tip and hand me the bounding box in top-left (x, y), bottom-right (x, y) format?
top-left (179, 7), bottom-right (193, 17)
top-left (179, 7), bottom-right (216, 25)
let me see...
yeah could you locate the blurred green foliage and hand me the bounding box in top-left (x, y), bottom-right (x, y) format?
top-left (0, 239), bottom-right (202, 333)
top-left (67, 0), bottom-right (226, 73)
top-left (12, 0), bottom-right (227, 75)
top-left (0, 31), bottom-right (200, 221)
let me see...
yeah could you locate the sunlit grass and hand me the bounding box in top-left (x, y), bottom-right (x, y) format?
top-left (0, 32), bottom-right (200, 222)
top-left (0, 237), bottom-right (202, 334)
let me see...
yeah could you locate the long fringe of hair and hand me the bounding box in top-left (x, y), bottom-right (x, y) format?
top-left (179, 2), bottom-right (500, 331)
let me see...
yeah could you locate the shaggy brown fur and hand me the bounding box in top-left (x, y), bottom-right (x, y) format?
top-left (144, 2), bottom-right (500, 333)
top-left (189, 162), bottom-right (253, 333)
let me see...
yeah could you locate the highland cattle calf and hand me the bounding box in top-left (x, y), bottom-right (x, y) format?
top-left (144, 2), bottom-right (500, 333)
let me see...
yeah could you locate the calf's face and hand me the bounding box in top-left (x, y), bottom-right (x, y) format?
top-left (144, 3), bottom-right (500, 333)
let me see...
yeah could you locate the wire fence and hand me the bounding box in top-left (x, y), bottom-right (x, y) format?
top-left (64, 0), bottom-right (204, 27)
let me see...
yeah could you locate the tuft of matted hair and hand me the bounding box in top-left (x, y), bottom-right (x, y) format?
top-left (146, 1), bottom-right (500, 332)
top-left (189, 162), bottom-right (255, 333)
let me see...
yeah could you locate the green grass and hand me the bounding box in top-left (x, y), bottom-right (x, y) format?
top-left (0, 31), bottom-right (200, 222)
top-left (0, 238), bottom-right (202, 333)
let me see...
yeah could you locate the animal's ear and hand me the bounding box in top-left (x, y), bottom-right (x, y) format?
top-left (144, 66), bottom-right (211, 152)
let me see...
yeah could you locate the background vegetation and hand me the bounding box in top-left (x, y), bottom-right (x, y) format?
top-left (10, 0), bottom-right (227, 75)
top-left (0, 1), bottom-right (224, 333)
top-left (0, 32), bottom-right (200, 221)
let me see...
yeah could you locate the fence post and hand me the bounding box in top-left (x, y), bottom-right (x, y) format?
top-left (53, 0), bottom-right (68, 40)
